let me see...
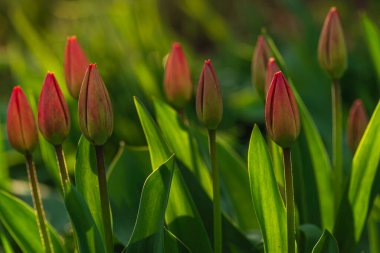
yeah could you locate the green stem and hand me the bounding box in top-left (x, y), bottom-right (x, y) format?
top-left (95, 145), bottom-right (113, 253)
top-left (25, 153), bottom-right (53, 253)
top-left (54, 145), bottom-right (70, 194)
top-left (332, 79), bottom-right (342, 206)
top-left (283, 148), bottom-right (295, 253)
top-left (208, 129), bottom-right (222, 253)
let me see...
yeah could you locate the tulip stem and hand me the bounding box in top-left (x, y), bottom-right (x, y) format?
top-left (94, 145), bottom-right (113, 253)
top-left (332, 79), bottom-right (342, 206)
top-left (283, 148), bottom-right (295, 253)
top-left (25, 153), bottom-right (53, 253)
top-left (208, 129), bottom-right (222, 253)
top-left (54, 145), bottom-right (70, 194)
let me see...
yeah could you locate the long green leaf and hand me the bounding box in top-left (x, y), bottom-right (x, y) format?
top-left (0, 190), bottom-right (64, 253)
top-left (64, 185), bottom-right (105, 253)
top-left (263, 32), bottom-right (334, 230)
top-left (361, 14), bottom-right (380, 87)
top-left (153, 98), bottom-right (257, 231)
top-left (348, 100), bottom-right (380, 241)
top-left (125, 155), bottom-right (174, 252)
top-left (75, 136), bottom-right (104, 244)
top-left (312, 230), bottom-right (339, 253)
top-left (248, 125), bottom-right (287, 253)
top-left (108, 146), bottom-right (152, 246)
top-left (134, 97), bottom-right (212, 253)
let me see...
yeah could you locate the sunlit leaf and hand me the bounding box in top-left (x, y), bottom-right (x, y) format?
top-left (134, 96), bottom-right (212, 252)
top-left (0, 190), bottom-right (64, 253)
top-left (248, 125), bottom-right (287, 253)
top-left (124, 156), bottom-right (174, 252)
top-left (153, 98), bottom-right (257, 232)
top-left (75, 136), bottom-right (105, 245)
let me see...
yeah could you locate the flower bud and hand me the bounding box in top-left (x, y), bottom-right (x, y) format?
top-left (78, 64), bottom-right (113, 145)
top-left (7, 86), bottom-right (38, 153)
top-left (38, 72), bottom-right (71, 145)
top-left (196, 59), bottom-right (223, 130)
top-left (265, 71), bottom-right (300, 148)
top-left (164, 42), bottom-right (193, 108)
top-left (252, 35), bottom-right (271, 99)
top-left (265, 57), bottom-right (280, 94)
top-left (347, 99), bottom-right (368, 153)
top-left (65, 36), bottom-right (90, 99)
top-left (318, 7), bottom-right (347, 80)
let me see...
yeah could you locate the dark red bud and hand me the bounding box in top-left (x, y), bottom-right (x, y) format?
top-left (265, 57), bottom-right (280, 95)
top-left (38, 72), bottom-right (71, 145)
top-left (196, 59), bottom-right (223, 129)
top-left (164, 42), bottom-right (193, 108)
top-left (265, 71), bottom-right (300, 148)
top-left (252, 35), bottom-right (271, 99)
top-left (347, 99), bottom-right (369, 153)
top-left (78, 64), bottom-right (113, 145)
top-left (65, 36), bottom-right (90, 99)
top-left (7, 86), bottom-right (38, 153)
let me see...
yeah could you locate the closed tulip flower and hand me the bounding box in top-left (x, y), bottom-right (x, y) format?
top-left (196, 59), bottom-right (223, 130)
top-left (7, 86), bottom-right (38, 153)
top-left (78, 64), bottom-right (113, 145)
top-left (347, 99), bottom-right (369, 153)
top-left (265, 71), bottom-right (300, 148)
top-left (252, 35), bottom-right (271, 99)
top-left (265, 57), bottom-right (280, 94)
top-left (318, 7), bottom-right (347, 80)
top-left (164, 42), bottom-right (193, 108)
top-left (65, 36), bottom-right (90, 99)
top-left (38, 72), bottom-right (71, 145)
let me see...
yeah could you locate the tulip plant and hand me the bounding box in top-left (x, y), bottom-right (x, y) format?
top-left (1, 5), bottom-right (380, 253)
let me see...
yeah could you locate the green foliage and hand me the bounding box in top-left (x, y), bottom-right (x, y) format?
top-left (312, 230), bottom-right (339, 253)
top-left (0, 190), bottom-right (64, 253)
top-left (248, 125), bottom-right (287, 253)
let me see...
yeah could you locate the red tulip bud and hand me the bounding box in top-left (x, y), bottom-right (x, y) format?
top-left (65, 36), bottom-right (90, 99)
top-left (265, 57), bottom-right (280, 94)
top-left (196, 59), bottom-right (223, 130)
top-left (265, 71), bottom-right (300, 148)
top-left (164, 42), bottom-right (193, 108)
top-left (347, 99), bottom-right (368, 153)
top-left (318, 7), bottom-right (347, 80)
top-left (252, 35), bottom-right (271, 99)
top-left (38, 72), bottom-right (71, 145)
top-left (78, 64), bottom-right (113, 145)
top-left (7, 86), bottom-right (38, 153)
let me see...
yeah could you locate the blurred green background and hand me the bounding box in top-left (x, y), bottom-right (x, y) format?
top-left (0, 0), bottom-right (380, 250)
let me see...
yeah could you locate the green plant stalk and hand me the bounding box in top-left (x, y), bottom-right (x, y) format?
top-left (54, 145), bottom-right (70, 194)
top-left (332, 79), bottom-right (342, 206)
top-left (25, 153), bottom-right (53, 253)
top-left (283, 148), bottom-right (295, 253)
top-left (95, 145), bottom-right (113, 253)
top-left (208, 129), bottom-right (222, 253)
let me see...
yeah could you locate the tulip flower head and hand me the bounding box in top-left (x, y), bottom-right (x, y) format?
top-left (252, 35), bottom-right (271, 99)
top-left (65, 36), bottom-right (90, 99)
top-left (318, 7), bottom-right (347, 80)
top-left (164, 42), bottom-right (193, 108)
top-left (78, 64), bottom-right (113, 145)
top-left (265, 57), bottom-right (280, 94)
top-left (196, 59), bottom-right (223, 130)
top-left (265, 71), bottom-right (300, 148)
top-left (347, 99), bottom-right (368, 153)
top-left (38, 72), bottom-right (71, 145)
top-left (7, 86), bottom-right (38, 154)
